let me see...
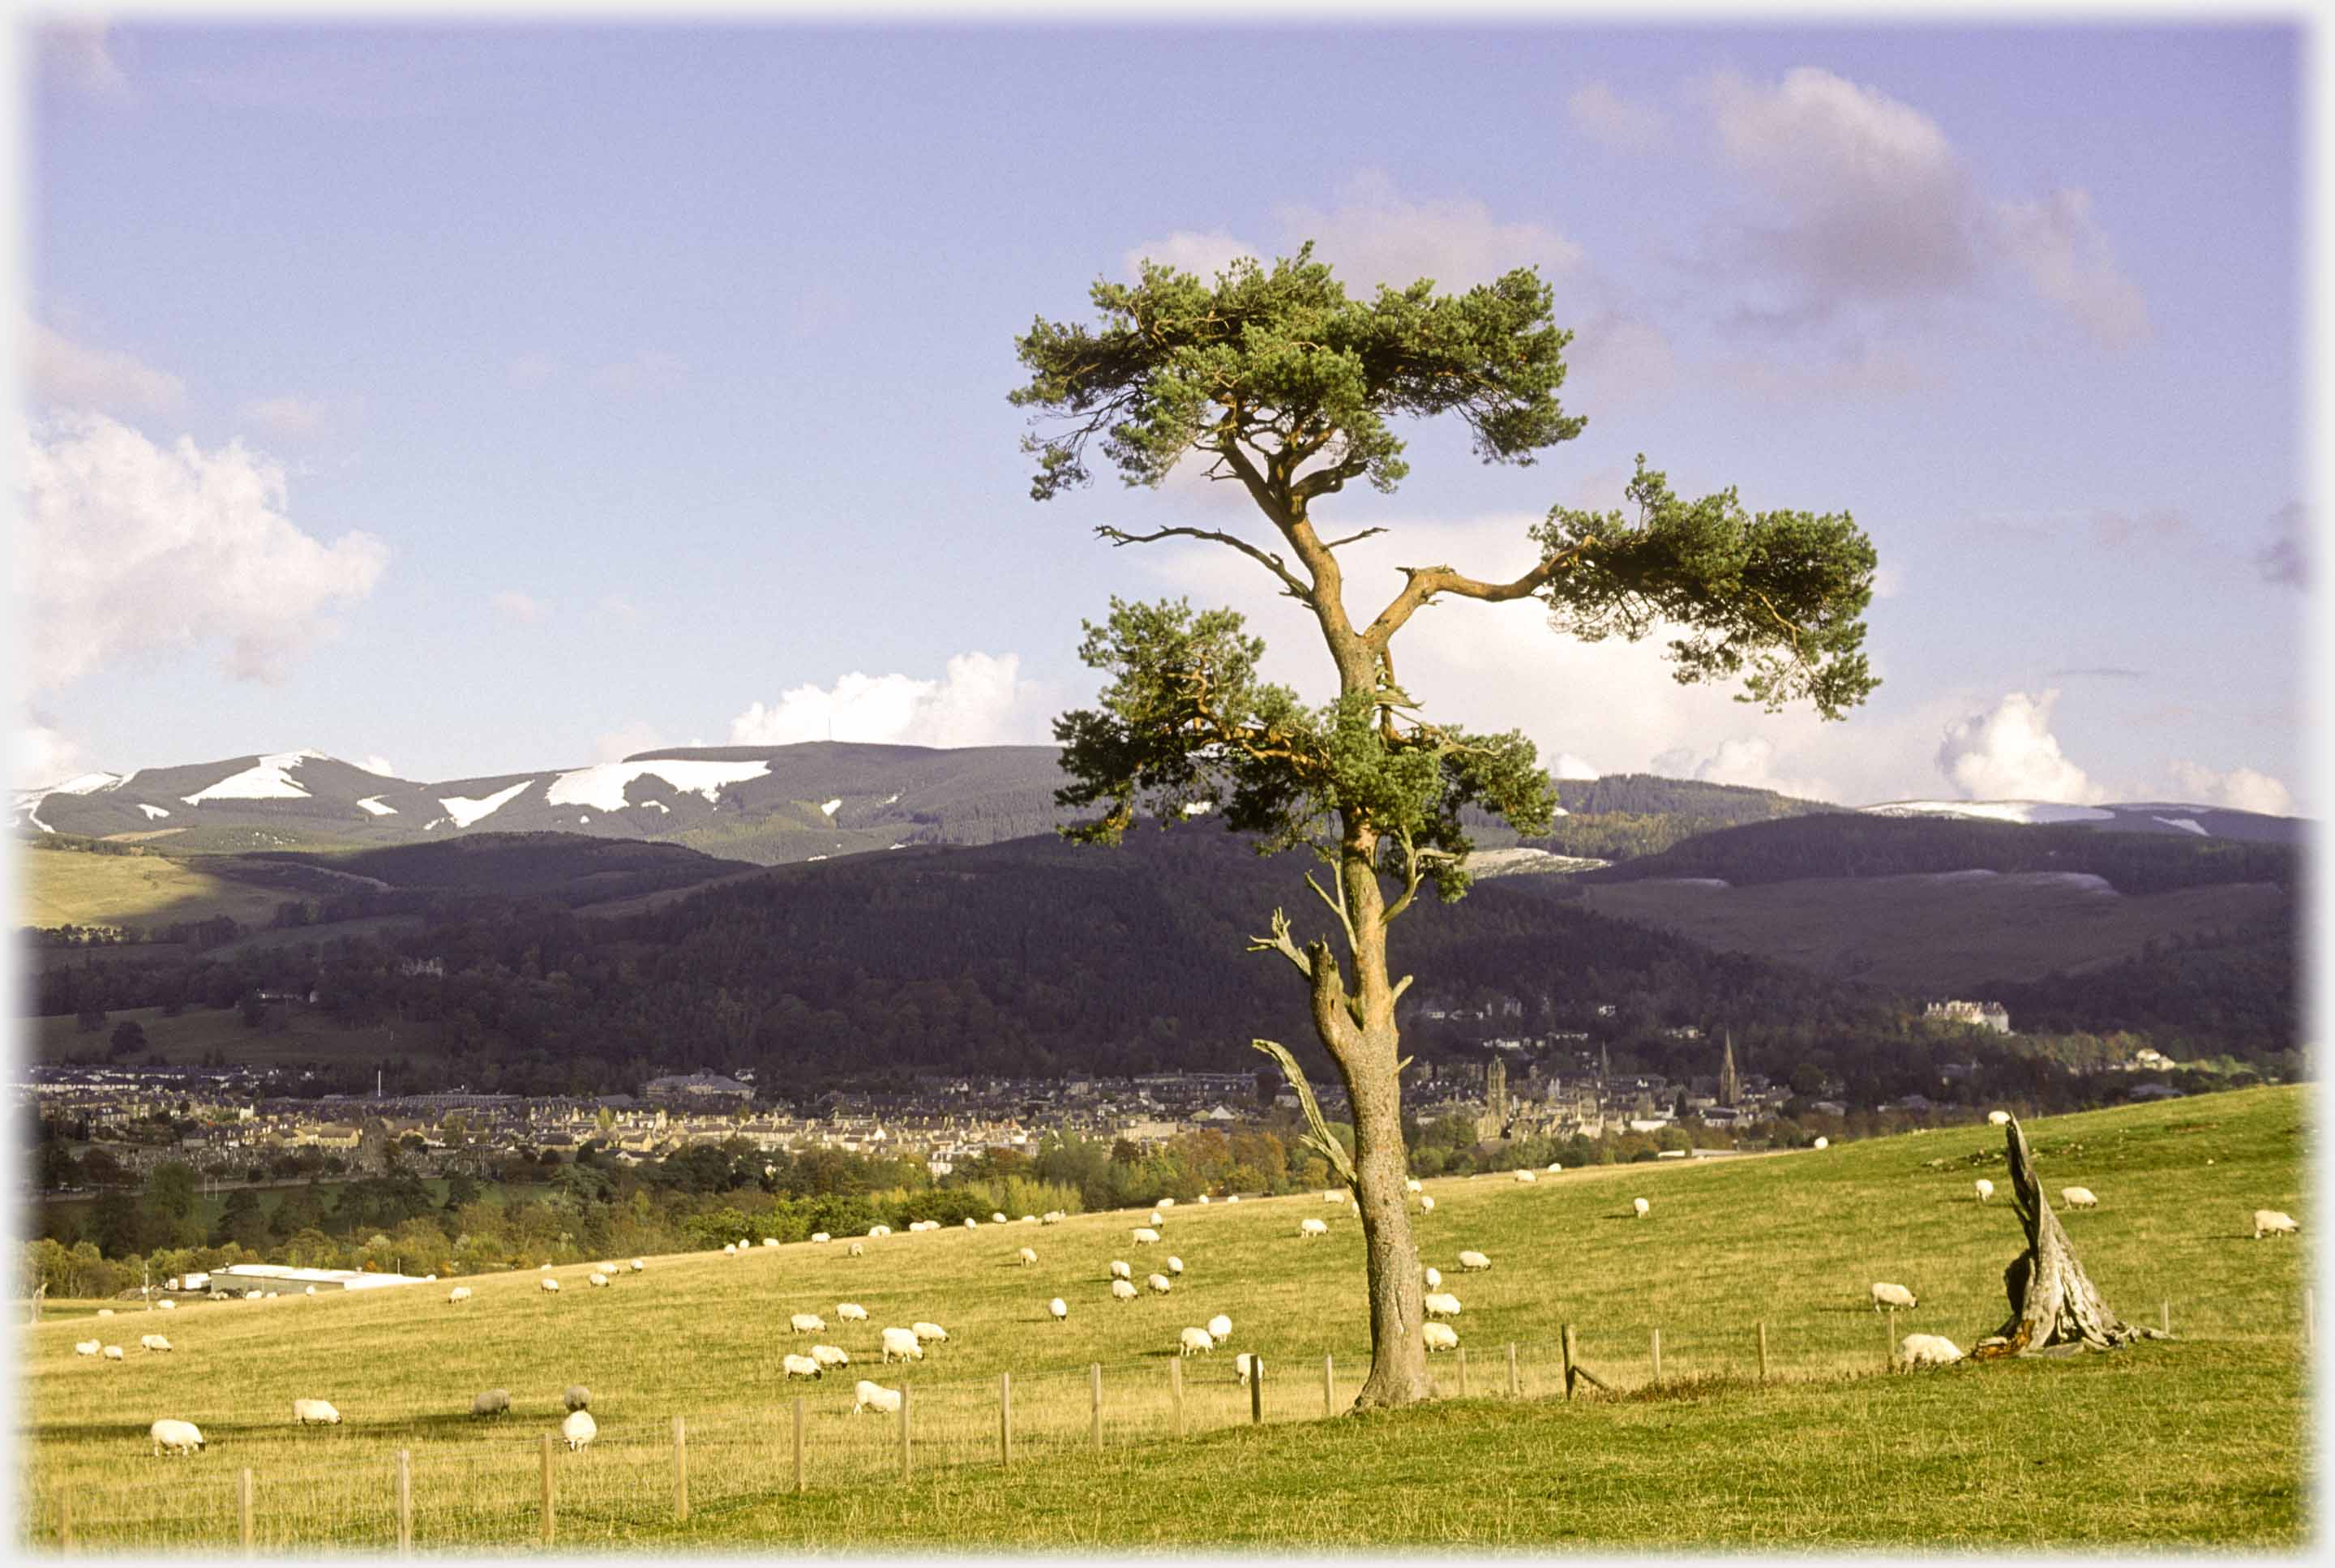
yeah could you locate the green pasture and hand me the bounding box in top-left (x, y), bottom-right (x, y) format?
top-left (19, 1086), bottom-right (2311, 1548)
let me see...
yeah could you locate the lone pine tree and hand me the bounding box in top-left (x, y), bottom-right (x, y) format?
top-left (1012, 246), bottom-right (1878, 1408)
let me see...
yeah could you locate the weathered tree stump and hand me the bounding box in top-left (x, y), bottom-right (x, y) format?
top-left (1972, 1116), bottom-right (2168, 1358)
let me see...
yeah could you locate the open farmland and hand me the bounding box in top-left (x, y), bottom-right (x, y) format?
top-left (19, 1087), bottom-right (2309, 1549)
top-left (18, 848), bottom-right (296, 936)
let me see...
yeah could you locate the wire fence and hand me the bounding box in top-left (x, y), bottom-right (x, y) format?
top-left (21, 1294), bottom-right (2312, 1552)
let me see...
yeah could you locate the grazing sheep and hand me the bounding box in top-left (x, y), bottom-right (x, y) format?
top-left (1018, 1247), bottom-right (1038, 1266)
top-left (1406, 1178), bottom-right (1423, 1193)
top-left (292, 1399), bottom-right (341, 1425)
top-left (1324, 1191), bottom-right (1343, 1204)
top-left (1813, 1137), bottom-right (1830, 1150)
top-left (911, 1322), bottom-right (948, 1344)
top-left (1146, 1273), bottom-right (1172, 1295)
top-left (1234, 1352), bottom-right (1257, 1386)
top-left (1988, 1110), bottom-right (2012, 1126)
top-left (964, 1218), bottom-right (978, 1229)
top-left (838, 1302), bottom-right (868, 1322)
top-left (1158, 1197), bottom-right (1176, 1209)
top-left (1420, 1196), bottom-right (1434, 1211)
top-left (880, 1327), bottom-right (923, 1362)
top-left (1110, 1260), bottom-right (1133, 1281)
top-left (587, 1273), bottom-right (610, 1288)
top-left (1168, 1253), bottom-right (1187, 1275)
top-left (782, 1353), bottom-right (823, 1380)
top-left (1422, 1322), bottom-right (1459, 1352)
top-left (540, 1278), bottom-right (560, 1294)
top-left (1133, 1227), bottom-right (1161, 1245)
top-left (1022, 1215), bottom-right (1038, 1223)
top-left (156, 1300), bottom-right (174, 1311)
top-left (1897, 1333), bottom-right (1963, 1369)
top-left (471, 1389), bottom-right (511, 1418)
top-left (1424, 1292), bottom-right (1462, 1319)
top-left (2062, 1187), bottom-right (2099, 1210)
top-left (1042, 1211), bottom-right (1065, 1225)
top-left (97, 1309), bottom-right (114, 1317)
top-left (812, 1343), bottom-right (850, 1369)
top-left (870, 1225), bottom-right (893, 1237)
top-left (853, 1380), bottom-right (902, 1416)
top-left (812, 1232), bottom-right (831, 1245)
top-left (1870, 1282), bottom-right (1917, 1312)
top-left (790, 1313), bottom-right (827, 1335)
top-left (763, 1237), bottom-right (780, 1249)
top-left (149, 1419), bottom-right (205, 1457)
top-left (1424, 1266), bottom-right (1442, 1289)
top-left (563, 1386), bottom-right (591, 1412)
top-left (1227, 1196), bottom-right (1240, 1204)
top-left (630, 1259), bottom-right (645, 1272)
top-left (1547, 1162), bottom-right (1563, 1173)
top-left (2254, 1209), bottom-right (2300, 1239)
top-left (1179, 1326), bottom-right (1217, 1356)
top-left (992, 1212), bottom-right (1009, 1224)
top-left (1050, 1297), bottom-right (1069, 1323)
top-left (1632, 1197), bottom-right (1652, 1219)
top-left (738, 1239), bottom-right (750, 1251)
top-left (541, 1263), bottom-right (553, 1271)
top-left (1110, 1279), bottom-right (1138, 1302)
top-left (1974, 1179), bottom-right (1995, 1203)
top-left (75, 1340), bottom-right (99, 1356)
top-left (449, 1287), bottom-right (473, 1305)
top-left (139, 1334), bottom-right (172, 1352)
top-left (847, 1241), bottom-right (864, 1257)
top-left (301, 1288), bottom-right (312, 1297)
top-left (1458, 1251), bottom-right (1491, 1272)
top-left (1206, 1313), bottom-right (1232, 1341)
top-left (1515, 1169), bottom-right (1536, 1184)
top-left (1299, 1218), bottom-right (1329, 1239)
top-left (561, 1410), bottom-right (598, 1451)
top-left (1198, 1195), bottom-right (1211, 1205)
top-left (103, 1346), bottom-right (124, 1361)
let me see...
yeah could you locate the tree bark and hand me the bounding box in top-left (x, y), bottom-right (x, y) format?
top-left (1973, 1116), bottom-right (2165, 1358)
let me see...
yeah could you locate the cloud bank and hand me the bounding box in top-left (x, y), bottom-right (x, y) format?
top-left (730, 652), bottom-right (1054, 750)
top-left (1933, 689), bottom-right (2104, 803)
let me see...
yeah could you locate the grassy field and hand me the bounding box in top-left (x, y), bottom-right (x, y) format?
top-left (19, 1087), bottom-right (2311, 1549)
top-left (30, 1004), bottom-right (422, 1067)
top-left (17, 847), bottom-right (296, 935)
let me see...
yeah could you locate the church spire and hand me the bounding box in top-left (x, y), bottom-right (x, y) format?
top-left (1718, 1030), bottom-right (1740, 1108)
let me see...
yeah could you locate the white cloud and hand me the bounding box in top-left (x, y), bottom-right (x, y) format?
top-left (491, 590), bottom-right (549, 624)
top-left (593, 721), bottom-right (666, 763)
top-left (20, 412), bottom-right (388, 691)
top-left (2168, 760), bottom-right (2294, 817)
top-left (37, 21), bottom-right (128, 98)
top-left (1934, 689), bottom-right (2104, 804)
top-left (1871, 563), bottom-right (1905, 600)
top-left (584, 351), bottom-right (687, 393)
top-left (1569, 82), bottom-right (1669, 152)
top-left (1652, 735), bottom-right (1836, 802)
top-left (1550, 753), bottom-right (1600, 781)
top-left (28, 320), bottom-right (184, 415)
top-left (1123, 229), bottom-right (1258, 283)
top-left (354, 754), bottom-right (400, 778)
top-left (1990, 188), bottom-right (2152, 349)
top-left (730, 652), bottom-right (1053, 750)
top-left (15, 718), bottom-right (89, 791)
top-left (238, 396), bottom-right (331, 440)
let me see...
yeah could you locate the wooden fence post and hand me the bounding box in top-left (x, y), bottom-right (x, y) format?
top-left (1506, 1340), bottom-right (1520, 1397)
top-left (1561, 1324), bottom-right (1577, 1400)
top-left (792, 1397), bottom-right (805, 1494)
top-left (1455, 1345), bottom-right (1467, 1397)
top-left (1249, 1357), bottom-right (1264, 1424)
top-left (1323, 1353), bottom-right (1335, 1416)
top-left (899, 1385), bottom-right (913, 1483)
top-left (539, 1434), bottom-right (555, 1545)
top-left (1168, 1356), bottom-right (1184, 1438)
top-left (1651, 1328), bottom-right (1663, 1389)
top-left (673, 1416), bottom-right (688, 1523)
top-left (1089, 1362), bottom-right (1103, 1453)
top-left (238, 1468), bottom-right (253, 1553)
top-left (396, 1448), bottom-right (412, 1554)
top-left (1757, 1321), bottom-right (1769, 1383)
top-left (1000, 1373), bottom-right (1013, 1467)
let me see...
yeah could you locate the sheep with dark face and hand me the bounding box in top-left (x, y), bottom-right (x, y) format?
top-left (471, 1389), bottom-right (511, 1418)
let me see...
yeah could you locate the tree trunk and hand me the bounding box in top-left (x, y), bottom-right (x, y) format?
top-left (1973, 1116), bottom-right (2164, 1358)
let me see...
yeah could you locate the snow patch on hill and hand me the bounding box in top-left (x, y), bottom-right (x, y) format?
top-left (820, 798), bottom-right (842, 816)
top-left (437, 780), bottom-right (533, 828)
top-left (546, 758), bottom-right (770, 812)
top-left (356, 796), bottom-right (397, 816)
top-left (182, 751), bottom-right (329, 805)
top-left (2153, 816), bottom-right (2209, 836)
top-left (1860, 799), bottom-right (2116, 826)
top-left (137, 803), bottom-right (170, 820)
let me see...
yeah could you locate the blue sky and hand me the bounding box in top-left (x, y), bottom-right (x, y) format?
top-left (18, 19), bottom-right (2309, 812)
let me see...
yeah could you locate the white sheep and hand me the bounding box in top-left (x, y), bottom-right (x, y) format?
top-left (790, 1312), bottom-right (827, 1335)
top-left (471, 1389), bottom-right (511, 1417)
top-left (1422, 1322), bottom-right (1459, 1352)
top-left (149, 1418), bottom-right (204, 1456)
top-left (963, 1218), bottom-right (977, 1229)
top-left (540, 1277), bottom-right (561, 1294)
top-left (880, 1327), bottom-right (923, 1362)
top-left (541, 1262), bottom-right (554, 1271)
top-left (156, 1300), bottom-right (174, 1311)
top-left (139, 1334), bottom-right (172, 1352)
top-left (847, 1241), bottom-right (864, 1257)
top-left (853, 1379), bottom-right (902, 1416)
top-left (1547, 1162), bottom-right (1562, 1173)
top-left (1897, 1332), bottom-right (1963, 1369)
top-left (1515, 1169), bottom-right (1536, 1184)
top-left (738, 1238), bottom-right (750, 1251)
top-left (1206, 1313), bottom-right (1232, 1341)
top-left (911, 1322), bottom-right (948, 1344)
top-left (1148, 1211), bottom-right (1164, 1227)
top-left (1110, 1279), bottom-right (1138, 1301)
top-left (74, 1340), bottom-right (99, 1356)
top-left (1167, 1255), bottom-right (1184, 1275)
top-left (97, 1309), bottom-right (114, 1317)
top-left (563, 1385), bottom-right (590, 1412)
top-left (1158, 1197), bottom-right (1176, 1209)
top-left (1042, 1211), bottom-right (1065, 1225)
top-left (1424, 1292), bottom-right (1461, 1319)
top-left (1227, 1195), bottom-right (1240, 1204)
top-left (561, 1409), bottom-right (598, 1450)
top-left (838, 1302), bottom-right (868, 1322)
top-left (1813, 1137), bottom-right (1830, 1150)
top-left (1988, 1110), bottom-right (2012, 1126)
top-left (1458, 1250), bottom-right (1491, 1271)
top-left (292, 1399), bottom-right (341, 1425)
top-left (992, 1212), bottom-right (1009, 1224)
top-left (1632, 1197), bottom-right (1651, 1219)
top-left (1870, 1282), bottom-right (1917, 1312)
top-left (1022, 1215), bottom-right (1037, 1223)
top-left (722, 1244), bottom-right (737, 1255)
top-left (1110, 1260), bottom-right (1133, 1281)
top-left (1405, 1178), bottom-right (1423, 1193)
top-left (587, 1272), bottom-right (611, 1288)
top-left (1324, 1190), bottom-right (1343, 1203)
top-left (1050, 1297), bottom-right (1069, 1323)
top-left (763, 1237), bottom-right (781, 1249)
top-left (2254, 1209), bottom-right (2300, 1239)
top-left (870, 1225), bottom-right (893, 1237)
top-left (1179, 1326), bottom-right (1216, 1356)
top-left (782, 1353), bottom-right (822, 1380)
top-left (1133, 1227), bottom-right (1161, 1245)
top-left (1234, 1352), bottom-right (1257, 1386)
top-left (811, 1344), bottom-right (850, 1369)
top-left (2062, 1186), bottom-right (2099, 1210)
top-left (103, 1345), bottom-right (124, 1361)
top-left (630, 1259), bottom-right (645, 1272)
top-left (1197, 1195), bottom-right (1211, 1205)
top-left (449, 1286), bottom-right (473, 1305)
top-left (1974, 1179), bottom-right (1995, 1203)
top-left (1424, 1266), bottom-right (1442, 1289)
top-left (1299, 1218), bottom-right (1329, 1239)
top-left (812, 1232), bottom-right (831, 1245)
top-left (1146, 1273), bottom-right (1172, 1294)
top-left (1018, 1247), bottom-right (1038, 1266)
top-left (1420, 1195), bottom-right (1434, 1211)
